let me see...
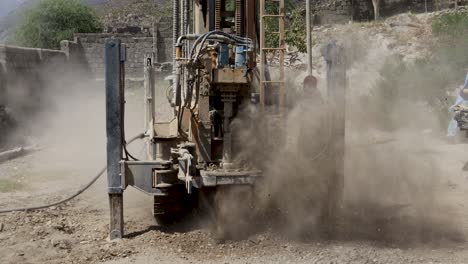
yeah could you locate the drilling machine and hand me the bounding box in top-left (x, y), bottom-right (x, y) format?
top-left (105, 0), bottom-right (345, 240)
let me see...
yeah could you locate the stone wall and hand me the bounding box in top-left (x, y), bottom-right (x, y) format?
top-left (74, 17), bottom-right (173, 81)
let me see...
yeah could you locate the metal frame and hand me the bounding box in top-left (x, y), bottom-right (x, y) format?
top-left (105, 38), bottom-right (125, 240)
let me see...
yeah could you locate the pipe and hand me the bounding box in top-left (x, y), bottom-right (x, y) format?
top-left (306, 0), bottom-right (313, 75)
top-left (176, 34), bottom-right (200, 46)
top-left (174, 66), bottom-right (182, 106)
top-left (181, 0), bottom-right (186, 37)
top-left (189, 31), bottom-right (253, 59)
top-left (0, 146), bottom-right (41, 164)
top-left (173, 0), bottom-right (180, 72)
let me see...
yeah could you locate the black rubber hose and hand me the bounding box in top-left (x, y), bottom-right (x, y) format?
top-left (0, 132), bottom-right (146, 214)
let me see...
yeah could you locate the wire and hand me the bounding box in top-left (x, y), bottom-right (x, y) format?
top-left (0, 132), bottom-right (146, 214)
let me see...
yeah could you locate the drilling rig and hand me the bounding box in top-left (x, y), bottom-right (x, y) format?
top-left (105, 0), bottom-right (346, 240)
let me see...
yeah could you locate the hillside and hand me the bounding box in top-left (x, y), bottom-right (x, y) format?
top-left (0, 0), bottom-right (170, 42)
top-left (0, 0), bottom-right (107, 42)
top-left (98, 0), bottom-right (171, 30)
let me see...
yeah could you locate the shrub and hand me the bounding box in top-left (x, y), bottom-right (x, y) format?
top-left (11, 0), bottom-right (102, 49)
top-left (264, 1), bottom-right (307, 52)
top-left (432, 10), bottom-right (468, 39)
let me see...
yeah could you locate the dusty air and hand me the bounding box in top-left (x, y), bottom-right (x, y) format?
top-left (0, 0), bottom-right (468, 263)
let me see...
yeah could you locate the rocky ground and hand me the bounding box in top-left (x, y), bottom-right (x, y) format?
top-left (2, 128), bottom-right (468, 263)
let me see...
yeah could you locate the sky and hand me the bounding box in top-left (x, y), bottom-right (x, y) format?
top-left (0, 0), bottom-right (29, 18)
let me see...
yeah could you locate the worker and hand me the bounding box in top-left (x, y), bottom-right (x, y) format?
top-left (283, 74), bottom-right (324, 160)
top-left (303, 75), bottom-right (319, 98)
top-left (447, 72), bottom-right (468, 138)
top-left (287, 75), bottom-right (319, 108)
top-left (293, 75), bottom-right (325, 149)
top-left (273, 74), bottom-right (332, 237)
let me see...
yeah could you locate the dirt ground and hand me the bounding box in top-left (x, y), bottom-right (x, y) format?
top-left (2, 128), bottom-right (468, 264)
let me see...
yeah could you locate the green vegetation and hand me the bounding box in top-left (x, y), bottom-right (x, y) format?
top-left (368, 56), bottom-right (454, 130)
top-left (369, 10), bottom-right (468, 131)
top-left (11, 0), bottom-right (102, 49)
top-left (432, 10), bottom-right (468, 39)
top-left (432, 10), bottom-right (468, 77)
top-left (0, 179), bottom-right (23, 192)
top-left (285, 8), bottom-right (307, 52)
top-left (265, 1), bottom-right (307, 52)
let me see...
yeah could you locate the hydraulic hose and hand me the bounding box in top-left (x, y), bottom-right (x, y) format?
top-left (0, 132), bottom-right (146, 214)
top-left (189, 31), bottom-right (253, 60)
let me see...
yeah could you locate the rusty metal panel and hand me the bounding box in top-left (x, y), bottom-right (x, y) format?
top-left (212, 68), bottom-right (248, 84)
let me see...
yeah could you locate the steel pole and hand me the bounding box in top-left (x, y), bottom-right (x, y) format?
top-left (324, 42), bottom-right (346, 237)
top-left (105, 38), bottom-right (124, 240)
top-left (306, 0), bottom-right (313, 75)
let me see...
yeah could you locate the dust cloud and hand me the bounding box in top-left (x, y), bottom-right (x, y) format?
top-left (2, 40), bottom-right (464, 245)
top-left (2, 57), bottom-right (155, 218)
top-left (221, 48), bottom-right (464, 245)
top-left (7, 60), bottom-right (107, 177)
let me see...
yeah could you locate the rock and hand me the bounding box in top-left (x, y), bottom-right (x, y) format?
top-left (52, 239), bottom-right (72, 250)
top-left (0, 223), bottom-right (3, 232)
top-left (51, 239), bottom-right (59, 247)
top-left (385, 13), bottom-right (421, 27)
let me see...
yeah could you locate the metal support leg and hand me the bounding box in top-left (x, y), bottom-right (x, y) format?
top-left (306, 0), bottom-right (313, 76)
top-left (105, 38), bottom-right (125, 240)
top-left (109, 194), bottom-right (124, 240)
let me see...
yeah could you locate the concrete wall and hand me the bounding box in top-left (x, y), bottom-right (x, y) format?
top-left (0, 42), bottom-right (86, 147)
top-left (0, 45), bottom-right (67, 112)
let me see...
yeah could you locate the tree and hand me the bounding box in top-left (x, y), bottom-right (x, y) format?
top-left (11, 0), bottom-right (102, 49)
top-left (285, 8), bottom-right (307, 53)
top-left (265, 1), bottom-right (307, 52)
top-left (371, 0), bottom-right (380, 21)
